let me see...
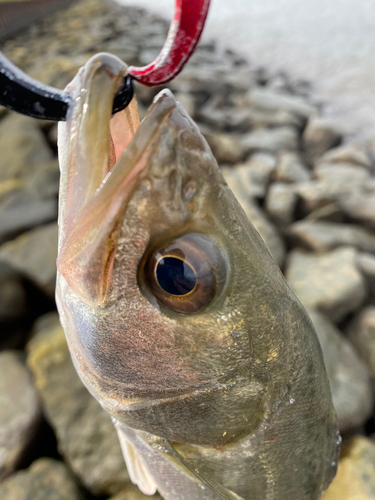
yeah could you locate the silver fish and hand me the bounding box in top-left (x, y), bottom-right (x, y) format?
top-left (56, 53), bottom-right (339, 500)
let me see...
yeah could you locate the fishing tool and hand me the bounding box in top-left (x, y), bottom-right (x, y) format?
top-left (0, 0), bottom-right (210, 120)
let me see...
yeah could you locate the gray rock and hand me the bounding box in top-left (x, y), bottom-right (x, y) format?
top-left (295, 173), bottom-right (368, 214)
top-left (337, 186), bottom-right (375, 229)
top-left (274, 152), bottom-right (311, 183)
top-left (0, 197), bottom-right (57, 244)
top-left (356, 252), bottom-right (375, 296)
top-left (0, 351), bottom-right (41, 480)
top-left (245, 88), bottom-right (316, 119)
top-left (0, 277), bottom-right (26, 323)
top-left (0, 114), bottom-right (53, 183)
top-left (241, 126), bottom-right (299, 154)
top-left (317, 143), bottom-right (374, 171)
top-left (171, 65), bottom-right (229, 96)
top-left (111, 484), bottom-right (163, 500)
top-left (0, 458), bottom-right (83, 500)
top-left (202, 130), bottom-right (246, 165)
top-left (26, 315), bottom-right (130, 496)
top-left (265, 73), bottom-right (290, 93)
top-left (303, 116), bottom-right (342, 161)
top-left (221, 65), bottom-right (257, 93)
top-left (285, 247), bottom-right (366, 322)
top-left (305, 203), bottom-right (345, 223)
top-left (199, 105), bottom-right (301, 131)
top-left (288, 220), bottom-right (375, 253)
top-left (346, 307), bottom-right (375, 376)
top-left (236, 107), bottom-right (302, 130)
top-left (0, 113), bottom-right (59, 199)
top-left (0, 223), bottom-right (58, 299)
top-left (232, 153), bottom-right (277, 199)
top-left (314, 163), bottom-right (370, 185)
top-left (308, 310), bottom-right (373, 432)
top-left (175, 92), bottom-right (195, 118)
top-left (222, 168), bottom-right (286, 265)
top-left (265, 183), bottom-right (297, 225)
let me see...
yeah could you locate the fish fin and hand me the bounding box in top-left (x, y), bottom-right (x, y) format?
top-left (116, 425), bottom-right (157, 495)
top-left (115, 423), bottom-right (244, 500)
top-left (158, 439), bottom-right (245, 500)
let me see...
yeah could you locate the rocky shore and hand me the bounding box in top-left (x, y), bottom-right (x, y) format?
top-left (0, 0), bottom-right (374, 498)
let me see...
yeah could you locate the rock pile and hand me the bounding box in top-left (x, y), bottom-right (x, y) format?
top-left (0, 0), bottom-right (374, 499)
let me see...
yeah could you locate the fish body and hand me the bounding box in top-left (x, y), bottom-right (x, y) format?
top-left (56, 53), bottom-right (339, 500)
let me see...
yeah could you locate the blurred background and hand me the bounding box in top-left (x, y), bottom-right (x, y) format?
top-left (0, 1), bottom-right (374, 499)
top-left (120, 0), bottom-right (375, 143)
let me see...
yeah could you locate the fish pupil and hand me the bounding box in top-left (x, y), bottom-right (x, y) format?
top-left (156, 257), bottom-right (196, 296)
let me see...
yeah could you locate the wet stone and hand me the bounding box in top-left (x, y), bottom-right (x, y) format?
top-left (222, 168), bottom-right (286, 266)
top-left (265, 183), bottom-right (297, 226)
top-left (245, 88), bottom-right (316, 119)
top-left (288, 220), bottom-right (375, 254)
top-left (317, 143), bottom-right (374, 171)
top-left (26, 314), bottom-right (130, 496)
top-left (0, 223), bottom-right (58, 299)
top-left (202, 130), bottom-right (246, 165)
top-left (273, 152), bottom-right (311, 184)
top-left (323, 437), bottom-right (375, 500)
top-left (346, 307), bottom-right (375, 376)
top-left (308, 310), bottom-right (373, 432)
top-left (314, 163), bottom-right (370, 185)
top-left (0, 262), bottom-right (26, 323)
top-left (303, 116), bottom-right (342, 161)
top-left (356, 252), bottom-right (375, 296)
top-left (241, 126), bottom-right (299, 154)
top-left (234, 106), bottom-right (301, 130)
top-left (231, 153), bottom-right (277, 200)
top-left (174, 92), bottom-right (195, 118)
top-left (200, 105), bottom-right (301, 132)
top-left (0, 351), bottom-right (41, 480)
top-left (305, 203), bottom-right (345, 223)
top-left (111, 484), bottom-right (163, 500)
top-left (337, 186), bottom-right (375, 229)
top-left (0, 114), bottom-right (53, 183)
top-left (285, 247), bottom-right (366, 322)
top-left (0, 458), bottom-right (84, 500)
top-left (0, 196), bottom-right (57, 244)
top-left (295, 175), bottom-right (367, 215)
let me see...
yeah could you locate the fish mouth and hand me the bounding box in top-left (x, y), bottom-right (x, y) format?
top-left (57, 53), bottom-right (180, 307)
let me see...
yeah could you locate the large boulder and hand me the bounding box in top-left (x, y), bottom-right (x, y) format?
top-left (0, 458), bottom-right (83, 500)
top-left (0, 351), bottom-right (41, 480)
top-left (323, 437), bottom-right (375, 500)
top-left (286, 247), bottom-right (366, 322)
top-left (308, 310), bottom-right (373, 432)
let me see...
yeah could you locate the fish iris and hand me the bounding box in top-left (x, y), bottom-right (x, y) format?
top-left (141, 233), bottom-right (228, 314)
top-left (156, 257), bottom-right (196, 295)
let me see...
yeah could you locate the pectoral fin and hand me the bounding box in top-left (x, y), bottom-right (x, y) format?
top-left (116, 424), bottom-right (157, 495)
top-left (114, 422), bottom-right (245, 500)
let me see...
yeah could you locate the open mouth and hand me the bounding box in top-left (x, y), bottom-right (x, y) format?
top-left (57, 54), bottom-right (179, 308)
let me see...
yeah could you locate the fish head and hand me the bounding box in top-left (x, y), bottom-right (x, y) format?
top-left (56, 54), bottom-right (335, 449)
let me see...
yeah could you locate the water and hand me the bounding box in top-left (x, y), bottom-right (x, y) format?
top-left (118, 0), bottom-right (375, 144)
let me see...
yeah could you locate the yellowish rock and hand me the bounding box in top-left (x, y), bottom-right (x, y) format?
top-left (323, 437), bottom-right (375, 500)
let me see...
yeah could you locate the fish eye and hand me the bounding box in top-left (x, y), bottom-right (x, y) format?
top-left (140, 233), bottom-right (227, 314)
